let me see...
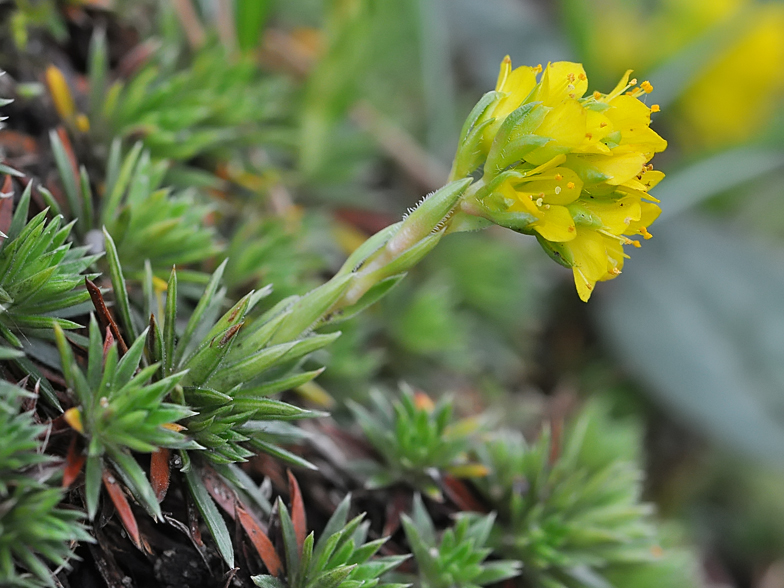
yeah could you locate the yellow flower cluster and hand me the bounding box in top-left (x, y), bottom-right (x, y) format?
top-left (477, 58), bottom-right (666, 301)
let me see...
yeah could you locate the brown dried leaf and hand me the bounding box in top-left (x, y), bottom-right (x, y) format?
top-left (150, 448), bottom-right (171, 502)
top-left (102, 469), bottom-right (143, 551)
top-left (62, 434), bottom-right (85, 488)
top-left (287, 470), bottom-right (306, 550)
top-left (236, 505), bottom-right (282, 576)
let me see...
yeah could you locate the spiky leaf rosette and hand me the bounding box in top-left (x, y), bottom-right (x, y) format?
top-left (54, 318), bottom-right (197, 521)
top-left (252, 494), bottom-right (408, 588)
top-left (349, 386), bottom-right (486, 500)
top-left (475, 403), bottom-right (667, 588)
top-left (49, 133), bottom-right (220, 276)
top-left (402, 494), bottom-right (521, 588)
top-left (0, 381), bottom-right (91, 588)
top-left (0, 188), bottom-right (97, 348)
top-left (94, 39), bottom-right (290, 161)
top-left (147, 261), bottom-right (333, 468)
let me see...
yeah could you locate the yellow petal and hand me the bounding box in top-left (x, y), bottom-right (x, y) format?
top-left (513, 167), bottom-right (583, 205)
top-left (535, 62), bottom-right (589, 106)
top-left (575, 152), bottom-right (648, 186)
top-left (581, 195), bottom-right (641, 234)
top-left (526, 99), bottom-right (587, 165)
top-left (494, 65), bottom-right (540, 120)
top-left (605, 69), bottom-right (634, 101)
top-left (495, 56), bottom-right (512, 91)
top-left (533, 205), bottom-right (577, 242)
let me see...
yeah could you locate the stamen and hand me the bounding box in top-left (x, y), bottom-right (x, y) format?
top-left (651, 104), bottom-right (660, 113)
top-left (600, 121), bottom-right (608, 127)
top-left (641, 80), bottom-right (653, 93)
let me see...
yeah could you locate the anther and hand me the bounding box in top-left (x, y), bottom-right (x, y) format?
top-left (535, 197), bottom-right (544, 207)
top-left (578, 73), bottom-right (586, 80)
top-left (651, 104), bottom-right (660, 112)
top-left (586, 132), bottom-right (593, 139)
top-left (567, 72), bottom-right (575, 82)
top-left (555, 173), bottom-right (563, 180)
top-left (567, 182), bottom-right (575, 189)
top-left (641, 80), bottom-right (653, 93)
top-left (555, 186), bottom-right (562, 194)
top-left (600, 121), bottom-right (608, 127)
top-left (593, 91), bottom-right (602, 99)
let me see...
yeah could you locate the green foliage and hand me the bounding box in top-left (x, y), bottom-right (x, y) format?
top-left (402, 494), bottom-right (521, 588)
top-left (349, 386), bottom-right (484, 500)
top-left (54, 318), bottom-right (196, 520)
top-left (223, 213), bottom-right (328, 298)
top-left (93, 39), bottom-right (291, 161)
top-left (0, 190), bottom-right (97, 347)
top-left (475, 401), bottom-right (685, 588)
top-left (146, 263), bottom-right (330, 468)
top-left (252, 494), bottom-right (408, 588)
top-left (49, 134), bottom-right (220, 276)
top-left (0, 382), bottom-right (91, 587)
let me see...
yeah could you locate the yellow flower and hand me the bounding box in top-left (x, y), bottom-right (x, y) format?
top-left (469, 59), bottom-right (666, 301)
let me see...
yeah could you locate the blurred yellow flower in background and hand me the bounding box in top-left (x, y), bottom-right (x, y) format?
top-left (571, 0), bottom-right (784, 148)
